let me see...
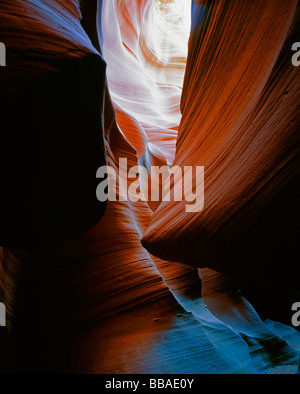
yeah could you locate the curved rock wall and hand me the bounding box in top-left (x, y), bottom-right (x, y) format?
top-left (0, 0), bottom-right (107, 248)
top-left (142, 0), bottom-right (300, 284)
top-left (0, 0), bottom-right (299, 374)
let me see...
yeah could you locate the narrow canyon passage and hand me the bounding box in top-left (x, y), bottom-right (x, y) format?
top-left (0, 0), bottom-right (299, 374)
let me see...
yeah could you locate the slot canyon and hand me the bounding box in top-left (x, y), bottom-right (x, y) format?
top-left (0, 0), bottom-right (300, 374)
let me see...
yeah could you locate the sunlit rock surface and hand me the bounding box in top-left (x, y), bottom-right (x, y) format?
top-left (0, 0), bottom-right (299, 374)
top-left (102, 0), bottom-right (191, 165)
top-left (142, 0), bottom-right (300, 281)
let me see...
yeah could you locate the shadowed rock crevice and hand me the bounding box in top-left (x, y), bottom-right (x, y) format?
top-left (0, 0), bottom-right (299, 374)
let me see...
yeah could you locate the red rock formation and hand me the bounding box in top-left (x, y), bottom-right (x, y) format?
top-left (0, 0), bottom-right (299, 374)
top-left (102, 0), bottom-right (190, 166)
top-left (142, 0), bottom-right (300, 285)
top-left (0, 0), bottom-right (108, 249)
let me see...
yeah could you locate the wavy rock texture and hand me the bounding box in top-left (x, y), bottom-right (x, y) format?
top-left (142, 0), bottom-right (300, 282)
top-left (102, 0), bottom-right (191, 166)
top-left (0, 0), bottom-right (107, 248)
top-left (0, 0), bottom-right (299, 374)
